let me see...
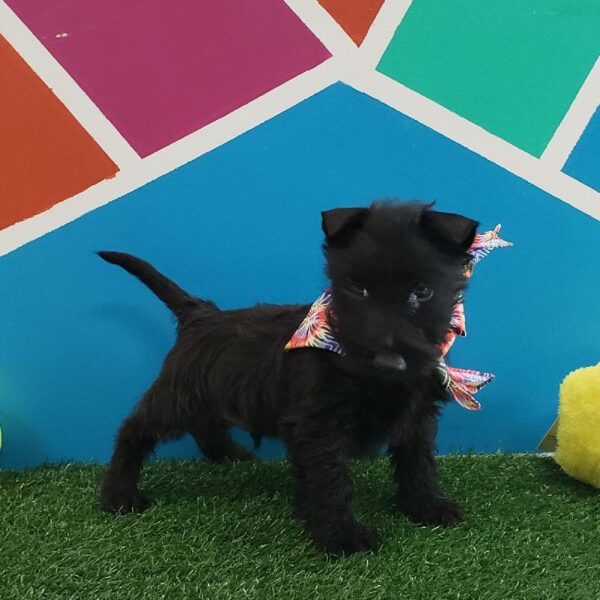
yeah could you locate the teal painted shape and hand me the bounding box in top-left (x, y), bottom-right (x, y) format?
top-left (378, 0), bottom-right (600, 156)
top-left (1, 83), bottom-right (600, 468)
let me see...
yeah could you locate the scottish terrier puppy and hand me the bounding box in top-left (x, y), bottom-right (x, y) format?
top-left (99, 200), bottom-right (479, 555)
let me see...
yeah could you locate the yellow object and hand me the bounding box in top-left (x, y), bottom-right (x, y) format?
top-left (555, 363), bottom-right (600, 488)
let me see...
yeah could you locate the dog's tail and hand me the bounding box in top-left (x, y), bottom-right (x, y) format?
top-left (98, 251), bottom-right (217, 320)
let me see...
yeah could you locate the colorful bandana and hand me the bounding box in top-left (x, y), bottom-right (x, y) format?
top-left (285, 225), bottom-right (512, 410)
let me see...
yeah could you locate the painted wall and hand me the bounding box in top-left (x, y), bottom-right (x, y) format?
top-left (1, 0), bottom-right (599, 469)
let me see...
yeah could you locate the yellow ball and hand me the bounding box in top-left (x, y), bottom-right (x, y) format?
top-left (555, 363), bottom-right (600, 488)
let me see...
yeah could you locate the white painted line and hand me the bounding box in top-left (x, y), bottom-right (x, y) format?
top-left (0, 1), bottom-right (140, 168)
top-left (283, 0), bottom-right (357, 58)
top-left (0, 57), bottom-right (340, 257)
top-left (344, 69), bottom-right (600, 221)
top-left (360, 0), bottom-right (413, 69)
top-left (540, 57), bottom-right (600, 170)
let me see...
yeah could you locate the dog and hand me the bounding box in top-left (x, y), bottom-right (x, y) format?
top-left (99, 200), bottom-right (479, 555)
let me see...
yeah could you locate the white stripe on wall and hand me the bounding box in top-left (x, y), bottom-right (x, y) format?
top-left (540, 57), bottom-right (600, 170)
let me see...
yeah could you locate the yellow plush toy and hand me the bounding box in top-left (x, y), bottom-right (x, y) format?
top-left (555, 362), bottom-right (600, 488)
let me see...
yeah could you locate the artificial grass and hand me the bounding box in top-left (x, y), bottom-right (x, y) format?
top-left (1, 455), bottom-right (599, 599)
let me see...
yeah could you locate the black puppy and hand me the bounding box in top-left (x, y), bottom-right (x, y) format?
top-left (99, 200), bottom-right (478, 555)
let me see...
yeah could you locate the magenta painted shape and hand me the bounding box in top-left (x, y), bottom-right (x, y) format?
top-left (8, 0), bottom-right (330, 157)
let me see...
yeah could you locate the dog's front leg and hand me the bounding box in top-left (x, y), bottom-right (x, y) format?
top-left (288, 429), bottom-right (380, 556)
top-left (389, 413), bottom-right (463, 527)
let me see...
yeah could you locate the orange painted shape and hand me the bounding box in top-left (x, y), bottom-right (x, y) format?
top-left (318, 0), bottom-right (384, 46)
top-left (0, 36), bottom-right (117, 230)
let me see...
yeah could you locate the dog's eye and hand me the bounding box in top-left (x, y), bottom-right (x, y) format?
top-left (345, 280), bottom-right (369, 298)
top-left (413, 284), bottom-right (434, 302)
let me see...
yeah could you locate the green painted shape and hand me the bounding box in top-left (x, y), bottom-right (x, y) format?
top-left (378, 0), bottom-right (600, 156)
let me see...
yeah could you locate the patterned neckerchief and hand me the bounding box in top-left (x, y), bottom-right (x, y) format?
top-left (285, 225), bottom-right (512, 410)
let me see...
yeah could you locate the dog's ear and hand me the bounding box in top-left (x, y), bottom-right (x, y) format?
top-left (321, 207), bottom-right (368, 241)
top-left (421, 209), bottom-right (479, 251)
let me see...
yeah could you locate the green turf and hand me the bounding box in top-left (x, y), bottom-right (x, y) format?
top-left (1, 455), bottom-right (599, 599)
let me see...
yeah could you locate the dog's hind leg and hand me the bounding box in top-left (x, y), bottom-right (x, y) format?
top-left (189, 417), bottom-right (254, 462)
top-left (100, 379), bottom-right (184, 514)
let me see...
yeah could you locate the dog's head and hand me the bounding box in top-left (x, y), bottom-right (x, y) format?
top-left (322, 201), bottom-right (478, 377)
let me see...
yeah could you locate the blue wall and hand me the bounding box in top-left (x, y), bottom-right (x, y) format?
top-left (2, 84), bottom-right (600, 469)
top-left (564, 105), bottom-right (600, 192)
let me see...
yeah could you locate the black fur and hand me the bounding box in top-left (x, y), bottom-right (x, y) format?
top-left (99, 200), bottom-right (478, 555)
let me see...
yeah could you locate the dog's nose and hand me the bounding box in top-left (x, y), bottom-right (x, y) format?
top-left (373, 353), bottom-right (407, 371)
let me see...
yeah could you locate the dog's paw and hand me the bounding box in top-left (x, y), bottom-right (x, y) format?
top-left (312, 521), bottom-right (381, 556)
top-left (100, 484), bottom-right (151, 514)
top-left (397, 495), bottom-right (464, 527)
